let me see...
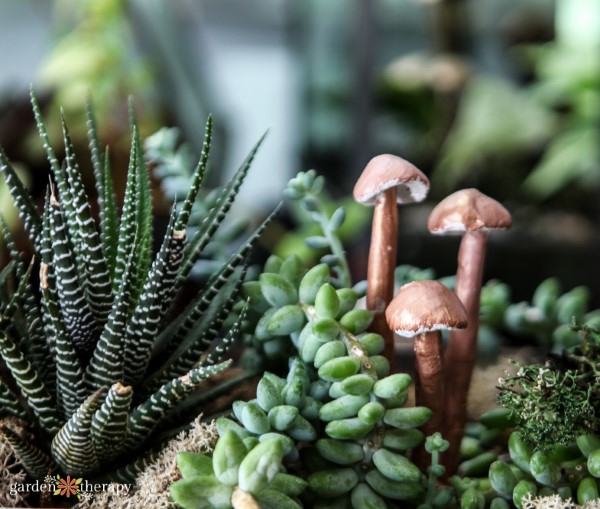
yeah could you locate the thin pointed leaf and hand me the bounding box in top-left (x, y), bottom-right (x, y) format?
top-left (86, 244), bottom-right (135, 389)
top-left (49, 191), bottom-right (99, 361)
top-left (129, 99), bottom-right (153, 298)
top-left (203, 302), bottom-right (247, 367)
top-left (0, 147), bottom-right (41, 242)
top-left (101, 147), bottom-right (118, 277)
top-left (61, 113), bottom-right (113, 324)
top-left (86, 99), bottom-right (105, 210)
top-left (122, 207), bottom-right (186, 385)
top-left (0, 379), bottom-right (28, 419)
top-left (145, 267), bottom-right (245, 391)
top-left (51, 390), bottom-right (103, 475)
top-left (178, 131), bottom-right (268, 283)
top-left (41, 263), bottom-right (87, 419)
top-left (113, 133), bottom-right (138, 293)
top-left (0, 329), bottom-right (59, 435)
top-left (0, 217), bottom-right (49, 379)
top-left (0, 424), bottom-right (55, 477)
top-left (157, 206), bottom-right (279, 364)
top-left (125, 361), bottom-right (231, 450)
top-left (175, 115), bottom-right (212, 230)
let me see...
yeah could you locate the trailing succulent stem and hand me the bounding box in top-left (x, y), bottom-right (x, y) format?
top-left (0, 92), bottom-right (275, 480)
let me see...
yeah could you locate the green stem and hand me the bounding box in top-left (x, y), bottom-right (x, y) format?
top-left (426, 449), bottom-right (439, 504)
top-left (309, 196), bottom-right (351, 288)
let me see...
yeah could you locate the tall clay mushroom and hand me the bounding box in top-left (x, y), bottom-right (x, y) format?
top-left (353, 155), bottom-right (429, 371)
top-left (385, 280), bottom-right (467, 469)
top-left (428, 188), bottom-right (511, 476)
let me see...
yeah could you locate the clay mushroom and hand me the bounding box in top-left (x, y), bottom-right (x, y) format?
top-left (385, 280), bottom-right (467, 469)
top-left (353, 155), bottom-right (429, 371)
top-left (427, 188), bottom-right (511, 475)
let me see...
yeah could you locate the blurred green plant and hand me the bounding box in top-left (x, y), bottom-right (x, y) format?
top-left (39, 0), bottom-right (155, 131)
top-left (433, 1), bottom-right (600, 203)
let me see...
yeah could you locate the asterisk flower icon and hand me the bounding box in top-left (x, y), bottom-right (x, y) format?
top-left (53, 474), bottom-right (83, 499)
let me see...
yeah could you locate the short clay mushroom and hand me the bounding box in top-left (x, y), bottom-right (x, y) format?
top-left (354, 155), bottom-right (429, 371)
top-left (385, 280), bottom-right (467, 469)
top-left (428, 188), bottom-right (511, 475)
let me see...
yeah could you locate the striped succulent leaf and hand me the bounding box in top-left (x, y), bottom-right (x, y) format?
top-left (0, 424), bottom-right (55, 477)
top-left (0, 379), bottom-right (27, 419)
top-left (0, 264), bottom-right (60, 434)
top-left (91, 382), bottom-right (133, 462)
top-left (48, 190), bottom-right (99, 361)
top-left (146, 269), bottom-right (245, 391)
top-left (40, 262), bottom-right (87, 419)
top-left (130, 103), bottom-right (154, 300)
top-left (122, 208), bottom-right (187, 385)
top-left (51, 390), bottom-right (103, 475)
top-left (31, 93), bottom-right (86, 272)
top-left (0, 219), bottom-right (47, 374)
top-left (158, 205), bottom-right (278, 360)
top-left (60, 113), bottom-right (113, 324)
top-left (124, 360), bottom-right (231, 450)
top-left (112, 130), bottom-right (139, 294)
top-left (85, 245), bottom-right (135, 390)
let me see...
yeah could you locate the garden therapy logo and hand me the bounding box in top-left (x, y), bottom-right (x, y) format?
top-left (45, 474), bottom-right (92, 501)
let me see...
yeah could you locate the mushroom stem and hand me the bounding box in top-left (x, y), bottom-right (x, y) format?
top-left (366, 188), bottom-right (398, 371)
top-left (441, 230), bottom-right (487, 476)
top-left (413, 330), bottom-right (444, 470)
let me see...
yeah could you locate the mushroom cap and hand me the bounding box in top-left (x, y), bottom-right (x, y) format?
top-left (353, 154), bottom-right (430, 205)
top-left (428, 188), bottom-right (512, 235)
top-left (385, 280), bottom-right (468, 338)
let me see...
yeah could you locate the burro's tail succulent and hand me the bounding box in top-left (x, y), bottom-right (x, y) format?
top-left (0, 91), bottom-right (276, 481)
top-left (171, 242), bottom-right (456, 508)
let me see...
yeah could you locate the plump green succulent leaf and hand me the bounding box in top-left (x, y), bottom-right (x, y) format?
top-left (238, 437), bottom-right (283, 493)
top-left (254, 488), bottom-right (303, 509)
top-left (308, 467), bottom-right (359, 498)
top-left (171, 476), bottom-right (232, 509)
top-left (212, 429), bottom-right (246, 485)
top-left (176, 452), bottom-right (215, 479)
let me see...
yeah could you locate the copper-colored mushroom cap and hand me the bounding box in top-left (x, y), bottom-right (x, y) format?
top-left (353, 154), bottom-right (430, 205)
top-left (428, 189), bottom-right (512, 235)
top-left (386, 280), bottom-right (468, 337)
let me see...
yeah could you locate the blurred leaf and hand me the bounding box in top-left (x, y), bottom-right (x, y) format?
top-left (521, 127), bottom-right (599, 200)
top-left (433, 76), bottom-right (556, 190)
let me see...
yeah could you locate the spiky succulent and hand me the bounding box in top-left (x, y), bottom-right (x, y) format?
top-left (0, 91), bottom-right (275, 481)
